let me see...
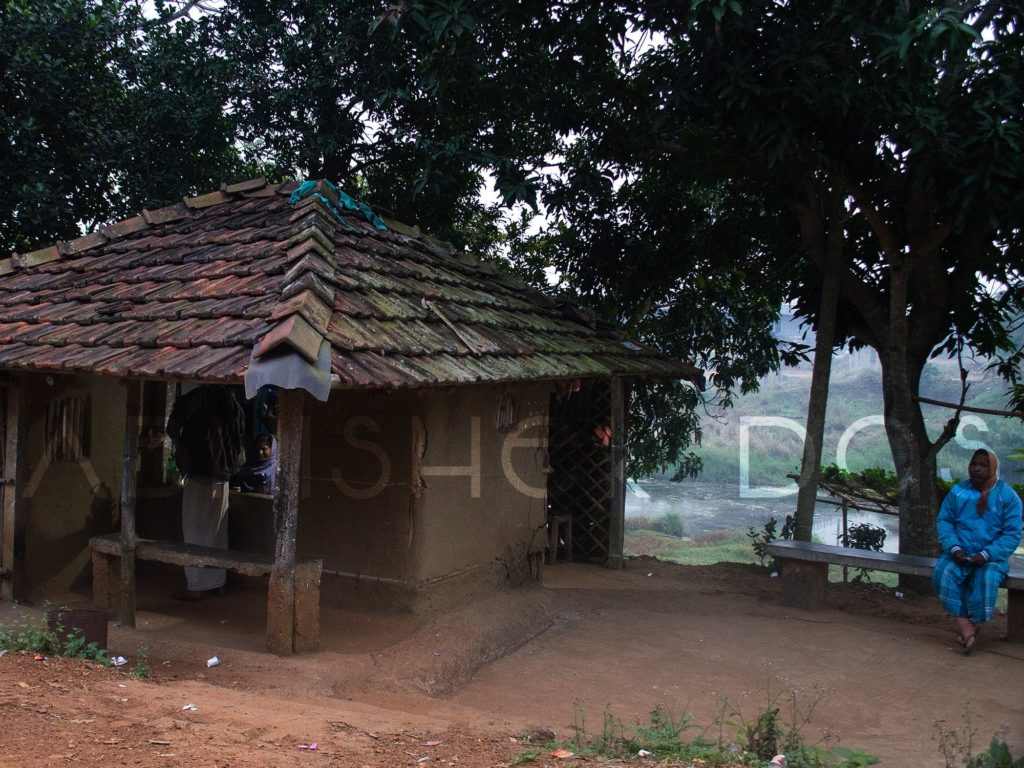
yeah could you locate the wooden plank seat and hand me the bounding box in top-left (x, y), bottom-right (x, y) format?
top-left (89, 533), bottom-right (323, 652)
top-left (766, 540), bottom-right (1024, 642)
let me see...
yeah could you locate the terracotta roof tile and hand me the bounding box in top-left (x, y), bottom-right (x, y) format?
top-left (0, 177), bottom-right (699, 386)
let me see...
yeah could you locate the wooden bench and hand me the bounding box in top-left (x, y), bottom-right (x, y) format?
top-left (766, 540), bottom-right (1024, 642)
top-left (90, 534), bottom-right (323, 652)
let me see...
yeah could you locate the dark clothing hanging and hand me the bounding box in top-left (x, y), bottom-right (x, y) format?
top-left (166, 386), bottom-right (246, 481)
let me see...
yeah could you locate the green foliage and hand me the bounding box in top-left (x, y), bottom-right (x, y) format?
top-left (744, 706), bottom-right (782, 760)
top-left (555, 701), bottom-right (876, 767)
top-left (748, 515), bottom-right (795, 569)
top-left (650, 512), bottom-right (685, 539)
top-left (845, 522), bottom-right (887, 583)
top-left (625, 512), bottom-right (685, 538)
top-left (965, 739), bottom-right (1024, 768)
top-left (0, 0), bottom-right (249, 255)
top-left (748, 518), bottom-right (779, 568)
top-left (0, 621), bottom-right (109, 665)
top-left (211, 0), bottom-right (515, 251)
top-left (821, 465), bottom-right (899, 499)
top-left (130, 646), bottom-right (150, 680)
top-left (626, 529), bottom-right (759, 566)
top-left (509, 750), bottom-right (540, 765)
top-left (784, 745), bottom-right (879, 768)
top-left (1010, 385), bottom-right (1024, 418)
top-left (932, 706), bottom-right (1024, 768)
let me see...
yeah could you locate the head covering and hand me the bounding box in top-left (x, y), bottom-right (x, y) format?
top-left (972, 450), bottom-right (1000, 514)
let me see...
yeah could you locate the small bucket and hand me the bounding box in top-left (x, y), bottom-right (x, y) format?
top-left (46, 606), bottom-right (109, 650)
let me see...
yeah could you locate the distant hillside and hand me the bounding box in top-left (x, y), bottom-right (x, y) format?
top-left (688, 349), bottom-right (1023, 489)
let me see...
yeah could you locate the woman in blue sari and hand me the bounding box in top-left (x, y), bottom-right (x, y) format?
top-left (932, 450), bottom-right (1022, 654)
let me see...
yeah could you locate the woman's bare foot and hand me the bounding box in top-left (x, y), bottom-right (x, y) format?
top-left (955, 617), bottom-right (977, 653)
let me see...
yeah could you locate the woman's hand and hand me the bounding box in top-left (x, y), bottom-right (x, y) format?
top-left (969, 553), bottom-right (987, 565)
top-left (953, 549), bottom-right (969, 564)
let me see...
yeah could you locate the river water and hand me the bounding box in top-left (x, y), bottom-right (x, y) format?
top-left (625, 478), bottom-right (900, 552)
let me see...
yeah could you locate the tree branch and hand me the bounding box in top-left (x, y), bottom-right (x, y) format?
top-left (141, 0), bottom-right (220, 28)
top-left (915, 395), bottom-right (1023, 420)
top-left (925, 342), bottom-right (970, 463)
top-left (624, 292), bottom-right (655, 336)
top-left (845, 179), bottom-right (902, 260)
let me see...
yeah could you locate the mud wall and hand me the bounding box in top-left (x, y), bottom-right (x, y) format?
top-left (296, 389), bottom-right (418, 582)
top-left (19, 373), bottom-right (124, 596)
top-left (295, 382), bottom-right (551, 609)
top-left (412, 383), bottom-right (551, 591)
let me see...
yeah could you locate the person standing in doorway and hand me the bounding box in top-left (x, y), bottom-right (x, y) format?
top-left (933, 449), bottom-right (1022, 654)
top-left (166, 385), bottom-right (246, 600)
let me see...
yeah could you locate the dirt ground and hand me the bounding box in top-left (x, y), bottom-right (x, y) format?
top-left (2, 559), bottom-right (1023, 767)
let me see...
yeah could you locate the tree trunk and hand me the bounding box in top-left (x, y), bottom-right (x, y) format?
top-left (879, 264), bottom-right (939, 592)
top-left (793, 264), bottom-right (841, 542)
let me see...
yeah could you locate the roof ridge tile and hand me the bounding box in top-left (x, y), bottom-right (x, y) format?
top-left (142, 203), bottom-right (190, 226)
top-left (12, 245), bottom-right (61, 270)
top-left (63, 232), bottom-right (108, 256)
top-left (252, 205), bottom-right (338, 363)
top-left (222, 177), bottom-right (268, 195)
top-left (183, 190), bottom-right (231, 209)
top-left (101, 215), bottom-right (149, 240)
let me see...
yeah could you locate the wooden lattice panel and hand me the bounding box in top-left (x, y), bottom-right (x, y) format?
top-left (547, 381), bottom-right (612, 562)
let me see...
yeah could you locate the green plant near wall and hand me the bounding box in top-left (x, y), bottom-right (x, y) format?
top-left (0, 623), bottom-right (109, 665)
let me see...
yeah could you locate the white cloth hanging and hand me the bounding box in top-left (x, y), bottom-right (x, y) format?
top-left (182, 476), bottom-right (229, 592)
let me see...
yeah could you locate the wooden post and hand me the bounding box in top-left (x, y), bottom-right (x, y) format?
top-left (139, 381), bottom-right (171, 487)
top-left (1007, 589), bottom-right (1024, 644)
top-left (293, 560), bottom-right (322, 653)
top-left (119, 380), bottom-right (142, 627)
top-left (841, 498), bottom-right (848, 584)
top-left (267, 389), bottom-right (304, 655)
top-left (92, 550), bottom-right (115, 610)
top-left (606, 377), bottom-right (626, 569)
top-left (1, 383), bottom-right (23, 602)
top-left (780, 559), bottom-right (828, 610)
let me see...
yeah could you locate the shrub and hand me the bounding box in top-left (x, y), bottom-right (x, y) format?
top-left (626, 513), bottom-right (685, 538)
top-left (845, 522), bottom-right (887, 583)
top-left (748, 514), bottom-right (795, 568)
top-left (965, 739), bottom-right (1024, 768)
top-left (651, 512), bottom-right (685, 538)
top-left (744, 706), bottom-right (782, 760)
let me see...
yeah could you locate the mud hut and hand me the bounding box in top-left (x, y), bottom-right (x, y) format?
top-left (0, 179), bottom-right (699, 654)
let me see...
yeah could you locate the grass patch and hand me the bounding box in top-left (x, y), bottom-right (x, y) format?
top-left (533, 702), bottom-right (879, 767)
top-left (510, 748), bottom-right (541, 765)
top-left (626, 529), bottom-right (760, 566)
top-left (130, 646), bottom-right (150, 679)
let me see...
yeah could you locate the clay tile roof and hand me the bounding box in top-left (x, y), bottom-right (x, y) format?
top-left (0, 178), bottom-right (701, 388)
